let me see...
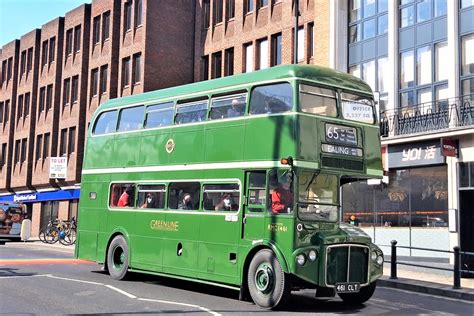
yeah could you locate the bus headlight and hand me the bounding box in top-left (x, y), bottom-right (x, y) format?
top-left (371, 251), bottom-right (378, 261)
top-left (296, 254), bottom-right (306, 266)
top-left (377, 254), bottom-right (384, 265)
top-left (308, 250), bottom-right (318, 262)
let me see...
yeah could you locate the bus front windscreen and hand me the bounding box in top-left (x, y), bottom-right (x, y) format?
top-left (297, 171), bottom-right (339, 222)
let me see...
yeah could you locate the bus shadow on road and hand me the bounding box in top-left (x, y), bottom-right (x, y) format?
top-left (0, 268), bottom-right (37, 277)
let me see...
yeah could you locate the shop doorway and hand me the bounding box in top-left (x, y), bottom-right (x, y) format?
top-left (39, 201), bottom-right (59, 228)
top-left (459, 190), bottom-right (474, 276)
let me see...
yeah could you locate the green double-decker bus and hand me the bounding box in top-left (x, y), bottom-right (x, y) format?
top-left (77, 64), bottom-right (384, 309)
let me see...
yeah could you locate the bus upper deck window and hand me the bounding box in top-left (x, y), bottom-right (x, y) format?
top-left (117, 105), bottom-right (145, 132)
top-left (175, 100), bottom-right (208, 124)
top-left (299, 84), bottom-right (337, 117)
top-left (145, 102), bottom-right (174, 128)
top-left (93, 110), bottom-right (118, 135)
top-left (249, 83), bottom-right (293, 115)
top-left (341, 92), bottom-right (375, 124)
top-left (210, 93), bottom-right (247, 120)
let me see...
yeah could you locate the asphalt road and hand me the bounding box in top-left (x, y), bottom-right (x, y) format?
top-left (1, 242), bottom-right (473, 315)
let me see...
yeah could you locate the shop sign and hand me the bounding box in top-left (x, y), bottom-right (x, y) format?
top-left (50, 157), bottom-right (67, 179)
top-left (441, 138), bottom-right (458, 157)
top-left (388, 140), bottom-right (445, 168)
top-left (13, 194), bottom-right (37, 202)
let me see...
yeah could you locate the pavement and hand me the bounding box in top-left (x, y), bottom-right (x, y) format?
top-left (3, 239), bottom-right (474, 302)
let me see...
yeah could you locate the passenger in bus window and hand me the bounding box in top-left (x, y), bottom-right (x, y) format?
top-left (266, 97), bottom-right (289, 114)
top-left (228, 99), bottom-right (245, 117)
top-left (215, 194), bottom-right (232, 211)
top-left (117, 185), bottom-right (132, 207)
top-left (178, 193), bottom-right (193, 210)
top-left (271, 173), bottom-right (293, 214)
top-left (141, 193), bottom-right (156, 209)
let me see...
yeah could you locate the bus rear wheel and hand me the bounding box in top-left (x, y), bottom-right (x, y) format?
top-left (338, 281), bottom-right (376, 305)
top-left (247, 249), bottom-right (290, 309)
top-left (107, 235), bottom-right (129, 280)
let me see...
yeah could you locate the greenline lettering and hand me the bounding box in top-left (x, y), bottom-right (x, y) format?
top-left (150, 220), bottom-right (179, 231)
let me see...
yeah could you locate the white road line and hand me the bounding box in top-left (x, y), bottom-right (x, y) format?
top-left (46, 274), bottom-right (104, 286)
top-left (1, 273), bottom-right (221, 315)
top-left (379, 287), bottom-right (474, 304)
top-left (138, 298), bottom-right (222, 316)
top-left (105, 284), bottom-right (137, 299)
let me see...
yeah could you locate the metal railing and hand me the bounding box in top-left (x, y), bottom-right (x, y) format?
top-left (380, 96), bottom-right (473, 138)
top-left (386, 240), bottom-right (474, 289)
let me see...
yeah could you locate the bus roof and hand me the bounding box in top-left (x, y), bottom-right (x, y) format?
top-left (98, 64), bottom-right (372, 111)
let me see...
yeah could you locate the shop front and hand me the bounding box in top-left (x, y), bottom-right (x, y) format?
top-left (0, 188), bottom-right (80, 237)
top-left (342, 140), bottom-right (450, 258)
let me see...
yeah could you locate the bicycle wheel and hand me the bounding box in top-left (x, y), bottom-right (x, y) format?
top-left (38, 227), bottom-right (48, 243)
top-left (45, 227), bottom-right (60, 244)
top-left (59, 229), bottom-right (76, 245)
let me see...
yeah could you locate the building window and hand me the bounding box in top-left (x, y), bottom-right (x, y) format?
top-left (20, 139), bottom-right (27, 163)
top-left (203, 0), bottom-right (210, 28)
top-left (42, 40), bottom-right (48, 68)
top-left (46, 84), bottom-right (53, 111)
top-left (201, 55), bottom-right (209, 80)
top-left (434, 0), bottom-right (447, 16)
top-left (60, 128), bottom-right (67, 156)
top-left (224, 48), bottom-right (234, 76)
top-left (124, 1), bottom-right (132, 32)
top-left (461, 0), bottom-right (474, 9)
top-left (66, 29), bottom-right (73, 55)
top-left (297, 27), bottom-right (304, 62)
top-left (122, 57), bottom-right (131, 87)
top-left (17, 95), bottom-right (23, 121)
top-left (378, 14), bottom-right (388, 35)
top-left (102, 11), bottom-right (110, 41)
top-left (93, 16), bottom-right (100, 45)
top-left (74, 25), bottom-right (81, 53)
top-left (214, 0), bottom-right (223, 24)
top-left (68, 127), bottom-right (76, 155)
top-left (226, 0), bottom-right (235, 20)
top-left (0, 143), bottom-right (6, 170)
top-left (417, 0), bottom-right (432, 23)
top-left (71, 76), bottom-right (79, 103)
top-left (132, 53), bottom-right (141, 84)
top-left (400, 90), bottom-right (415, 107)
top-left (377, 57), bottom-right (388, 93)
top-left (244, 42), bottom-right (253, 73)
top-left (461, 33), bottom-right (474, 76)
top-left (20, 51), bottom-right (26, 75)
top-left (245, 0), bottom-right (254, 14)
top-left (36, 135), bottom-right (42, 161)
top-left (135, 0), bottom-right (143, 26)
top-left (49, 37), bottom-right (56, 63)
top-left (258, 38), bottom-right (268, 70)
top-left (14, 140), bottom-right (20, 165)
top-left (100, 65), bottom-right (108, 94)
top-left (43, 133), bottom-right (50, 159)
top-left (308, 23), bottom-right (314, 58)
top-left (0, 102), bottom-right (3, 124)
top-left (92, 68), bottom-right (99, 96)
top-left (416, 46), bottom-right (432, 85)
top-left (24, 93), bottom-right (30, 117)
top-left (211, 51), bottom-right (222, 79)
top-left (2, 60), bottom-right (6, 84)
top-left (27, 48), bottom-right (33, 71)
top-left (39, 87), bottom-right (46, 112)
top-left (258, 0), bottom-right (268, 8)
top-left (400, 50), bottom-right (415, 89)
top-left (63, 79), bottom-right (70, 106)
top-left (400, 5), bottom-right (414, 28)
top-left (362, 60), bottom-right (376, 91)
top-left (4, 100), bottom-right (9, 124)
top-left (435, 42), bottom-right (448, 81)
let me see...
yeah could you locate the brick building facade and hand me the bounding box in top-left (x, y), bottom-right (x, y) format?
top-left (0, 0), bottom-right (325, 236)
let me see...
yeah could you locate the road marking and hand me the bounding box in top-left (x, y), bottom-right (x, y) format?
top-left (0, 274), bottom-right (50, 279)
top-left (0, 274), bottom-right (221, 315)
top-left (0, 258), bottom-right (94, 265)
top-left (378, 287), bottom-right (474, 304)
top-left (138, 298), bottom-right (222, 316)
top-left (105, 284), bottom-right (137, 299)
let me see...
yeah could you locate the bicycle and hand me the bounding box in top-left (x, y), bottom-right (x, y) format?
top-left (58, 217), bottom-right (77, 246)
top-left (38, 218), bottom-right (60, 244)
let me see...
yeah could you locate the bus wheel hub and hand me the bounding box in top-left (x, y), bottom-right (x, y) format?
top-left (255, 264), bottom-right (274, 293)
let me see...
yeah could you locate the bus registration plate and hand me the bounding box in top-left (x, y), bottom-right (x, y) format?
top-left (335, 282), bottom-right (360, 293)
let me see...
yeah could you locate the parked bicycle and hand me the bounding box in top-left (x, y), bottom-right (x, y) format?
top-left (39, 217), bottom-right (77, 245)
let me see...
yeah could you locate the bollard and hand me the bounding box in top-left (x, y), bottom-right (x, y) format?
top-left (453, 246), bottom-right (461, 289)
top-left (390, 240), bottom-right (398, 279)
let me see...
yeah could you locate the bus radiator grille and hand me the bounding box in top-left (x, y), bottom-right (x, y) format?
top-left (325, 245), bottom-right (369, 286)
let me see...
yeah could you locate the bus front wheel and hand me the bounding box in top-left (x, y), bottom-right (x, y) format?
top-left (338, 281), bottom-right (376, 305)
top-left (247, 249), bottom-right (290, 309)
top-left (107, 235), bottom-right (129, 280)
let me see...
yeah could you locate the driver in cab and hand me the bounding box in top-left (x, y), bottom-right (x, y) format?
top-left (271, 172), bottom-right (293, 214)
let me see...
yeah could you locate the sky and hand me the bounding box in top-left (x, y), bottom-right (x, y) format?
top-left (0, 0), bottom-right (91, 47)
